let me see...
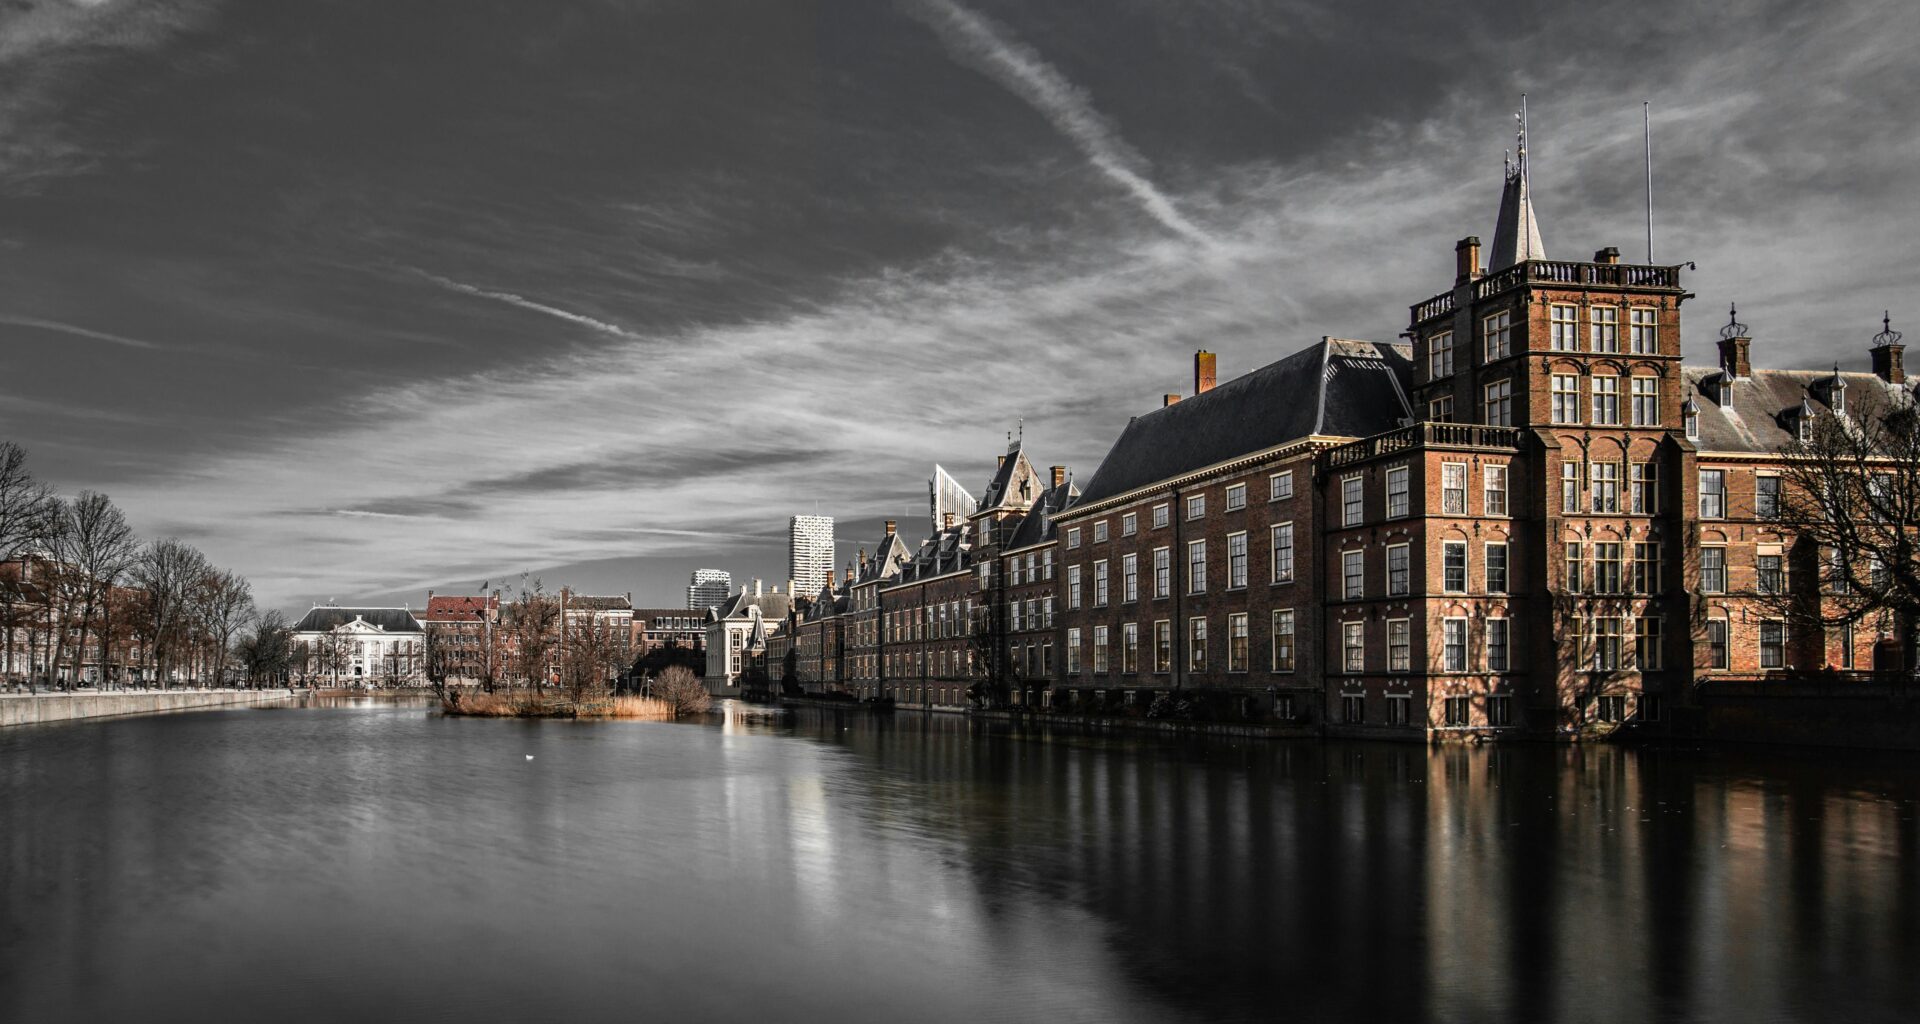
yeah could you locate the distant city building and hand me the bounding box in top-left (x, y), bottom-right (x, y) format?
top-left (702, 579), bottom-right (793, 695)
top-left (929, 464), bottom-right (978, 536)
top-left (290, 606), bottom-right (425, 686)
top-left (687, 568), bottom-right (731, 610)
top-left (788, 515), bottom-right (834, 595)
top-left (419, 591), bottom-right (500, 685)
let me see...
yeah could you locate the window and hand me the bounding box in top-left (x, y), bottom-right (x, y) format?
top-left (1067, 565), bottom-right (1083, 609)
top-left (1122, 622), bottom-right (1138, 673)
top-left (1444, 697), bottom-right (1470, 727)
top-left (1758, 553), bottom-right (1783, 595)
top-left (1341, 476), bottom-right (1364, 526)
top-left (1152, 546), bottom-right (1171, 599)
top-left (1066, 628), bottom-right (1082, 673)
top-left (1385, 694), bottom-right (1410, 726)
top-left (1220, 532), bottom-right (1247, 590)
top-left (1760, 620), bottom-right (1786, 669)
top-left (1484, 464), bottom-right (1508, 516)
top-left (1387, 618), bottom-right (1410, 672)
top-left (1484, 379), bottom-right (1513, 426)
top-left (1552, 374), bottom-right (1581, 423)
top-left (1228, 613), bottom-right (1249, 672)
top-left (1225, 483), bottom-right (1247, 512)
top-left (1342, 622), bottom-right (1365, 672)
top-left (1186, 495), bottom-right (1206, 520)
top-left (1593, 617), bottom-right (1623, 671)
top-left (1430, 395), bottom-right (1454, 422)
top-left (1488, 695), bottom-right (1512, 727)
top-left (1443, 542), bottom-right (1467, 593)
top-left (1630, 307), bottom-right (1658, 354)
top-left (1488, 618), bottom-right (1511, 671)
top-left (1707, 619), bottom-right (1729, 669)
top-left (1590, 305), bottom-right (1620, 353)
top-left (1122, 553), bottom-right (1139, 603)
top-left (1187, 540), bottom-right (1207, 594)
top-left (1561, 462), bottom-right (1582, 514)
top-left (1269, 472), bottom-right (1294, 502)
top-left (1270, 524), bottom-right (1294, 583)
top-left (1566, 541), bottom-right (1584, 593)
top-left (1484, 309), bottom-right (1513, 360)
top-left (1093, 625), bottom-right (1110, 673)
top-left (1120, 512), bottom-right (1137, 537)
top-left (1387, 543), bottom-right (1411, 596)
top-left (1154, 620), bottom-right (1172, 672)
top-left (1630, 462), bottom-right (1659, 515)
top-left (1551, 303), bottom-right (1578, 349)
top-left (1152, 504), bottom-right (1169, 529)
top-left (1044, 550), bottom-right (1054, 580)
top-left (1486, 543), bottom-right (1509, 594)
top-left (1271, 610), bottom-right (1295, 672)
top-left (1429, 330), bottom-right (1454, 379)
top-left (1685, 403), bottom-right (1700, 440)
top-left (1699, 470), bottom-right (1726, 518)
top-left (1093, 559), bottom-right (1109, 607)
top-left (1594, 542), bottom-right (1623, 594)
top-left (1592, 375), bottom-right (1621, 425)
top-left (1386, 465), bottom-right (1410, 518)
top-left (1594, 461), bottom-right (1621, 513)
top-left (1343, 549), bottom-right (1365, 600)
top-left (1631, 377), bottom-right (1660, 426)
top-left (1344, 695), bottom-right (1366, 724)
top-left (1700, 547), bottom-right (1726, 593)
top-left (1597, 696), bottom-right (1627, 723)
top-left (1633, 541), bottom-right (1662, 594)
top-left (1441, 463), bottom-right (1467, 515)
top-left (1066, 526), bottom-right (1081, 549)
top-left (1443, 618), bottom-right (1468, 672)
top-left (1756, 475), bottom-right (1781, 519)
top-left (1189, 617), bottom-right (1208, 672)
top-left (1636, 616), bottom-right (1662, 671)
top-left (1093, 520), bottom-right (1109, 544)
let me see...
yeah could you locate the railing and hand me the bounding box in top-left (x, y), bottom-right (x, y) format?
top-left (1410, 291), bottom-right (1453, 324)
top-left (1498, 260), bottom-right (1681, 293)
top-left (1325, 421), bottom-right (1524, 468)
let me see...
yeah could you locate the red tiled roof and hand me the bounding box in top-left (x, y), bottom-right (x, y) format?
top-left (422, 594), bottom-right (496, 621)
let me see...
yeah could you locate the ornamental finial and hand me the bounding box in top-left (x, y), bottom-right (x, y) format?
top-left (1873, 310), bottom-right (1903, 348)
top-left (1720, 302), bottom-right (1748, 341)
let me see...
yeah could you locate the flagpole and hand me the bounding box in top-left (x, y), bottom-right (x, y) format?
top-left (1644, 101), bottom-right (1654, 264)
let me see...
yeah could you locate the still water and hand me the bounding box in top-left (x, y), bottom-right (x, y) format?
top-left (2, 703), bottom-right (1917, 1023)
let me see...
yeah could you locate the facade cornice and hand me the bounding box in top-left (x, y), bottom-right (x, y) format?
top-left (1056, 436), bottom-right (1339, 521)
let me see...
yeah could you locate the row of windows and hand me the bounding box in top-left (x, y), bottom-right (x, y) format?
top-left (1426, 304), bottom-right (1660, 381)
top-left (1067, 525), bottom-right (1299, 607)
top-left (1064, 473), bottom-right (1300, 548)
top-left (1338, 617), bottom-right (1513, 674)
top-left (1559, 461), bottom-right (1662, 515)
top-left (1342, 462), bottom-right (1508, 525)
top-left (1549, 374), bottom-right (1663, 426)
top-left (1338, 540), bottom-right (1510, 599)
top-left (1561, 541), bottom-right (1667, 594)
top-left (1065, 610), bottom-right (1297, 675)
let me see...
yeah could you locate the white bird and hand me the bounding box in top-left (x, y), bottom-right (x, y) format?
top-left (525, 755), bottom-right (534, 761)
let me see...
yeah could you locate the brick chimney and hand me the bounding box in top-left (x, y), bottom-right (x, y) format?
top-left (1872, 312), bottom-right (1906, 385)
top-left (1594, 246), bottom-right (1621, 265)
top-left (1163, 393), bottom-right (1181, 407)
top-left (996, 454), bottom-right (1007, 470)
top-left (1717, 334), bottom-right (1752, 381)
top-left (1194, 350), bottom-right (1217, 395)
top-left (1050, 465), bottom-right (1066, 487)
top-left (884, 520), bottom-right (896, 535)
top-left (1455, 236), bottom-right (1481, 285)
top-left (942, 512), bottom-right (955, 529)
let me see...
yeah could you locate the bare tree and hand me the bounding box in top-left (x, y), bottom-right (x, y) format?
top-left (44, 492), bottom-right (140, 688)
top-left (234, 609), bottom-right (293, 687)
top-left (130, 539), bottom-right (211, 687)
top-left (0, 442), bottom-right (54, 682)
top-left (198, 569), bottom-right (255, 687)
top-left (653, 665), bottom-right (711, 717)
top-left (1769, 385), bottom-right (1920, 680)
top-left (505, 578), bottom-right (559, 691)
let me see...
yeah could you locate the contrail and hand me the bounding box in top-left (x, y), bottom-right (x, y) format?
top-left (910, 0), bottom-right (1214, 246)
top-left (408, 268), bottom-right (642, 339)
top-left (0, 314), bottom-right (157, 349)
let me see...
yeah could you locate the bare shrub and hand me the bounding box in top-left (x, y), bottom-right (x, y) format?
top-left (653, 666), bottom-right (711, 717)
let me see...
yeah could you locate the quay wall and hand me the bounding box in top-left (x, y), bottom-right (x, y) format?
top-left (1692, 683), bottom-right (1920, 751)
top-left (0, 689), bottom-right (295, 728)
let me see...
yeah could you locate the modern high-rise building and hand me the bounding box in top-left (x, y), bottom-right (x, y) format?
top-left (788, 515), bottom-right (834, 595)
top-left (686, 568), bottom-right (732, 610)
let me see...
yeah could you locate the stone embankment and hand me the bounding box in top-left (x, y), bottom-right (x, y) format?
top-left (0, 688), bottom-right (295, 727)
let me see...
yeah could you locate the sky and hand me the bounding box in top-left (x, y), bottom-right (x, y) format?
top-left (3, 0), bottom-right (1918, 611)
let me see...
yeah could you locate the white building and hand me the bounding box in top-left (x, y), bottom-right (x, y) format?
top-left (788, 515), bottom-right (834, 596)
top-left (702, 581), bottom-right (792, 695)
top-left (687, 568), bottom-right (731, 611)
top-left (290, 607), bottom-right (425, 686)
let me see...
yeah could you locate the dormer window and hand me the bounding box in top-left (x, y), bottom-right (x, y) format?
top-left (1829, 371), bottom-right (1848, 417)
top-left (1795, 397), bottom-right (1817, 443)
top-left (1717, 372), bottom-right (1734, 410)
top-left (1682, 397), bottom-right (1700, 440)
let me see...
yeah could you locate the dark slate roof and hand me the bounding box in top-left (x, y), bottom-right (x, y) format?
top-left (709, 591), bottom-right (793, 622)
top-left (1075, 338), bottom-right (1412, 507)
top-left (1004, 478), bottom-right (1079, 551)
top-left (1684, 365), bottom-right (1912, 453)
top-left (566, 595), bottom-right (632, 611)
top-left (857, 530), bottom-right (913, 585)
top-left (292, 607), bottom-right (423, 633)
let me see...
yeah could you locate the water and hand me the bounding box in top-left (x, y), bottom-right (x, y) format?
top-left (2, 703), bottom-right (1917, 1023)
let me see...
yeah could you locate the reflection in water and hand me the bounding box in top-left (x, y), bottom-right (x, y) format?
top-left (2, 704), bottom-right (1916, 1023)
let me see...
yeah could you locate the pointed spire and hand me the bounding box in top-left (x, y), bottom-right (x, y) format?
top-left (1489, 97), bottom-right (1546, 270)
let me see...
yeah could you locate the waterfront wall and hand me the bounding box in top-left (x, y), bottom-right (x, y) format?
top-left (1693, 683), bottom-right (1920, 751)
top-left (0, 689), bottom-right (295, 728)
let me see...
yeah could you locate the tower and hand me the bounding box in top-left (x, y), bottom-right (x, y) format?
top-left (788, 515), bottom-right (834, 595)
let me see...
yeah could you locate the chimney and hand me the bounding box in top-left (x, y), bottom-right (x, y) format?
top-left (1050, 465), bottom-right (1066, 487)
top-left (884, 520), bottom-right (897, 535)
top-left (1194, 350), bottom-right (1217, 395)
top-left (1454, 236), bottom-right (1481, 284)
top-left (1872, 312), bottom-right (1906, 385)
top-left (1717, 335), bottom-right (1752, 381)
top-left (1162, 393), bottom-right (1181, 407)
top-left (942, 512), bottom-right (955, 529)
top-left (753, 579), bottom-right (762, 596)
top-left (1594, 246), bottom-right (1621, 265)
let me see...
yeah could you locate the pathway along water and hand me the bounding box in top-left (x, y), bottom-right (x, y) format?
top-left (2, 702), bottom-right (1916, 1023)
